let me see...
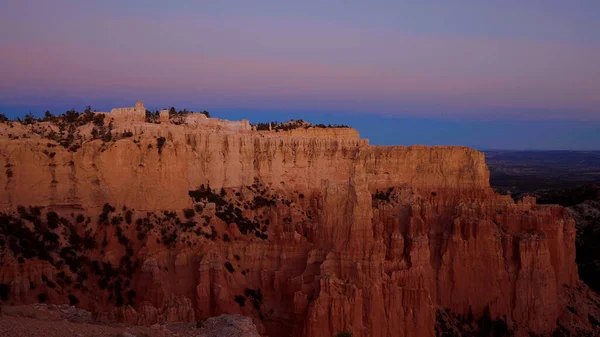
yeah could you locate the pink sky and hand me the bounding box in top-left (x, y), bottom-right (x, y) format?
top-left (1, 0), bottom-right (599, 120)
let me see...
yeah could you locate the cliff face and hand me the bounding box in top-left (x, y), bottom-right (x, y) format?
top-left (0, 113), bottom-right (598, 337)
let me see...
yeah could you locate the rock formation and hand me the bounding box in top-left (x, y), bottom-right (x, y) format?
top-left (0, 103), bottom-right (598, 337)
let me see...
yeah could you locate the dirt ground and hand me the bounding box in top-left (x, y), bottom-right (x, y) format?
top-left (0, 304), bottom-right (260, 337)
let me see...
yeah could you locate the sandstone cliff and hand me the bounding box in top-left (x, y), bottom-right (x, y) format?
top-left (0, 109), bottom-right (598, 337)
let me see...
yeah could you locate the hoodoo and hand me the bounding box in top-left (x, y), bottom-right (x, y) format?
top-left (0, 104), bottom-right (598, 336)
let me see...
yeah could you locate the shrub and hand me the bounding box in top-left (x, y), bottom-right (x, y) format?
top-left (234, 295), bottom-right (246, 307)
top-left (244, 288), bottom-right (256, 298)
top-left (126, 289), bottom-right (136, 305)
top-left (479, 306), bottom-right (492, 336)
top-left (252, 298), bottom-right (260, 310)
top-left (22, 112), bottom-right (36, 125)
top-left (102, 131), bottom-right (112, 142)
top-left (0, 283), bottom-right (9, 301)
top-left (111, 216), bottom-right (120, 225)
top-left (373, 190), bottom-right (390, 202)
top-left (98, 203), bottom-right (115, 225)
top-left (41, 110), bottom-right (53, 121)
top-left (336, 332), bottom-right (352, 337)
top-left (156, 137), bottom-right (166, 154)
top-left (125, 210), bottom-right (133, 225)
top-left (47, 211), bottom-right (60, 229)
top-left (145, 110), bottom-right (160, 123)
top-left (224, 261), bottom-right (235, 273)
top-left (68, 294), bottom-right (80, 306)
top-left (92, 113), bottom-right (105, 127)
top-left (102, 232), bottom-right (108, 247)
top-left (183, 208), bottom-right (195, 219)
top-left (37, 292), bottom-right (47, 303)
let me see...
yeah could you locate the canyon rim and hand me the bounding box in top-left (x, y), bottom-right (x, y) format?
top-left (0, 103), bottom-right (599, 337)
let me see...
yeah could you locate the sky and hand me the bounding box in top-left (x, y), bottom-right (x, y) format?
top-left (1, 0), bottom-right (599, 150)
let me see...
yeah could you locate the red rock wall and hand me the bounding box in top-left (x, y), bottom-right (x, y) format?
top-left (0, 121), bottom-right (587, 336)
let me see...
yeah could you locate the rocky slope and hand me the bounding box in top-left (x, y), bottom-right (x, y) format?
top-left (0, 304), bottom-right (260, 337)
top-left (0, 108), bottom-right (598, 337)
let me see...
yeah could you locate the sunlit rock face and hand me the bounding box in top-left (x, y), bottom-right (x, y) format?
top-left (0, 106), bottom-right (597, 337)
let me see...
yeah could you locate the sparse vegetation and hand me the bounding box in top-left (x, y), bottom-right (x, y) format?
top-left (0, 284), bottom-right (9, 301)
top-left (372, 189), bottom-right (392, 202)
top-left (224, 261), bottom-right (235, 273)
top-left (234, 295), bottom-right (246, 307)
top-left (125, 210), bottom-right (133, 225)
top-left (145, 110), bottom-right (160, 123)
top-left (169, 108), bottom-right (210, 124)
top-left (68, 294), bottom-right (80, 306)
top-left (252, 119), bottom-right (349, 131)
top-left (3, 107), bottom-right (112, 152)
top-left (183, 208), bottom-right (195, 219)
top-left (0, 205), bottom-right (142, 308)
top-left (156, 137), bottom-right (166, 154)
top-left (187, 182), bottom-right (283, 239)
top-left (37, 292), bottom-right (47, 303)
top-left (435, 306), bottom-right (511, 337)
top-left (335, 332), bottom-right (352, 337)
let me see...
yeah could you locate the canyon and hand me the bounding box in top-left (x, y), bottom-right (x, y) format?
top-left (0, 105), bottom-right (598, 336)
